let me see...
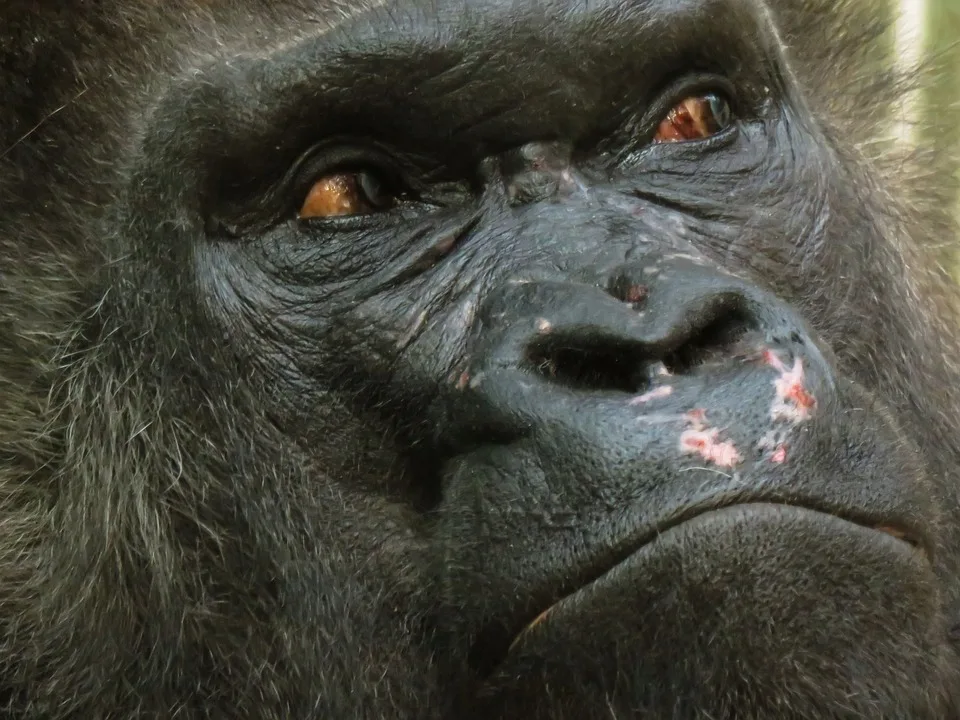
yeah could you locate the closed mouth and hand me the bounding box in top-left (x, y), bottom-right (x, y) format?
top-left (468, 501), bottom-right (925, 678)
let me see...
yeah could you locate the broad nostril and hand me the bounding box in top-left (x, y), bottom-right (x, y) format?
top-left (662, 303), bottom-right (754, 375)
top-left (525, 335), bottom-right (647, 394)
top-left (523, 297), bottom-right (756, 394)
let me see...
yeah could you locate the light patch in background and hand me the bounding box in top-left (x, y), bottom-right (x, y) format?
top-left (893, 0), bottom-right (928, 147)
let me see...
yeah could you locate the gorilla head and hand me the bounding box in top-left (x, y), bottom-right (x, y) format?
top-left (1, 0), bottom-right (959, 717)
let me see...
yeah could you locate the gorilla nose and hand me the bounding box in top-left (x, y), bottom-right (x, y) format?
top-left (434, 256), bottom-right (814, 453)
top-left (523, 281), bottom-right (753, 396)
top-left (502, 278), bottom-right (749, 396)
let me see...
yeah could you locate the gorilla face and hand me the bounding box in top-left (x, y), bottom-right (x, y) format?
top-left (2, 0), bottom-right (960, 718)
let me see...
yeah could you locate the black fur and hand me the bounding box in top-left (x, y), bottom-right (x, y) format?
top-left (1, 1), bottom-right (959, 718)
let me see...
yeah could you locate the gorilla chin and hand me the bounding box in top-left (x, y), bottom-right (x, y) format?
top-left (474, 505), bottom-right (938, 717)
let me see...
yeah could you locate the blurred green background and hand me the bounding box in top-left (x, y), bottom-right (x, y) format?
top-left (858, 1), bottom-right (958, 244)
top-left (920, 0), bottom-right (959, 230)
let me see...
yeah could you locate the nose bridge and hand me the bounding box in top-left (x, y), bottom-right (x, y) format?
top-left (485, 151), bottom-right (708, 282)
top-left (499, 141), bottom-right (588, 206)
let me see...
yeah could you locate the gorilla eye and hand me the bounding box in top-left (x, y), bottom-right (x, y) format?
top-left (298, 170), bottom-right (396, 219)
top-left (653, 93), bottom-right (733, 143)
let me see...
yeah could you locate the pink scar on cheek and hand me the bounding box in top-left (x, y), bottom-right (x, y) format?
top-left (679, 409), bottom-right (742, 468)
top-left (763, 349), bottom-right (816, 422)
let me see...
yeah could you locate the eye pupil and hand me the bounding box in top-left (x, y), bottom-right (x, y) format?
top-left (358, 171), bottom-right (394, 209)
top-left (653, 92), bottom-right (733, 144)
top-left (706, 93), bottom-right (731, 128)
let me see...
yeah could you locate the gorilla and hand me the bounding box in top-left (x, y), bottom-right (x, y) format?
top-left (1, 0), bottom-right (960, 717)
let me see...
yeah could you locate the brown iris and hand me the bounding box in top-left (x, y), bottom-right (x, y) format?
top-left (653, 93), bottom-right (733, 143)
top-left (298, 171), bottom-right (394, 219)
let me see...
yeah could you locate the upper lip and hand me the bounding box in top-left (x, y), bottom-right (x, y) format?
top-left (469, 497), bottom-right (928, 678)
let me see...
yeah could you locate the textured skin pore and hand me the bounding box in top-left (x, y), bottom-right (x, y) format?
top-left (2, 1), bottom-right (960, 718)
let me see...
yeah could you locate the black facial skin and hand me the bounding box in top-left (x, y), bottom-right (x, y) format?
top-left (2, 0), bottom-right (960, 718)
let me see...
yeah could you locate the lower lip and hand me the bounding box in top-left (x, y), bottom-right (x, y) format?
top-left (504, 503), bottom-right (923, 654)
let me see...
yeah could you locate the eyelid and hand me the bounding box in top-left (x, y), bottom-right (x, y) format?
top-left (291, 144), bottom-right (407, 198)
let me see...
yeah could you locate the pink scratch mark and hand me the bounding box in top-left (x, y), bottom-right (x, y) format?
top-left (629, 385), bottom-right (673, 405)
top-left (764, 350), bottom-right (816, 422)
top-left (679, 409), bottom-right (742, 468)
top-left (680, 429), bottom-right (742, 467)
top-left (758, 430), bottom-right (789, 464)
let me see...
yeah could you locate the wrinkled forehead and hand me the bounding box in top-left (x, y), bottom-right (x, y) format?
top-left (179, 0), bottom-right (780, 144)
top-left (300, 0), bottom-right (770, 53)
top-left (167, 0), bottom-right (776, 67)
